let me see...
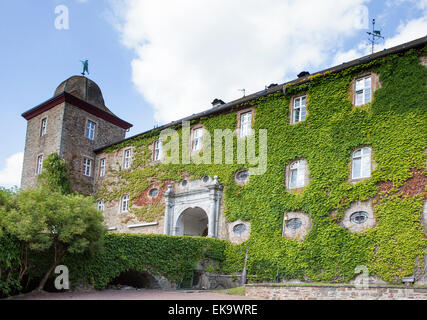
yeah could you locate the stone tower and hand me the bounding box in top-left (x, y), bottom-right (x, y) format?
top-left (21, 76), bottom-right (132, 193)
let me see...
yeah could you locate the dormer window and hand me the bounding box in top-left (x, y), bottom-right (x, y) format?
top-left (355, 76), bottom-right (372, 106)
top-left (86, 120), bottom-right (96, 140)
top-left (291, 95), bottom-right (307, 124)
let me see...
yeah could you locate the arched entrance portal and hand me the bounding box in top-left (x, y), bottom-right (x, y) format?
top-left (176, 207), bottom-right (209, 237)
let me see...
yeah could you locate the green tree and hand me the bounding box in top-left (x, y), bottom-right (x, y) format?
top-left (3, 188), bottom-right (106, 291)
top-left (37, 153), bottom-right (72, 195)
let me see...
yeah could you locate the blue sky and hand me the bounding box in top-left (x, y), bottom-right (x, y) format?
top-left (0, 0), bottom-right (426, 188)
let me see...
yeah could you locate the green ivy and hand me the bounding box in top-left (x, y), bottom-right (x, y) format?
top-left (96, 47), bottom-right (427, 284)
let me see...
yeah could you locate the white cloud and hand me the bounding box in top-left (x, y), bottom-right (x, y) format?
top-left (0, 152), bottom-right (23, 189)
top-left (110, 0), bottom-right (370, 123)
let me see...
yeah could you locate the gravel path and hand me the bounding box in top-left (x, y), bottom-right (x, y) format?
top-left (10, 289), bottom-right (258, 300)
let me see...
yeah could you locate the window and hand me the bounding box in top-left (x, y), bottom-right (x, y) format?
top-left (285, 218), bottom-right (302, 230)
top-left (40, 118), bottom-right (47, 137)
top-left (192, 128), bottom-right (203, 152)
top-left (292, 96), bottom-right (307, 124)
top-left (154, 140), bottom-right (162, 161)
top-left (99, 158), bottom-right (106, 177)
top-left (350, 211), bottom-right (369, 225)
top-left (352, 147), bottom-right (371, 179)
top-left (123, 149), bottom-right (132, 169)
top-left (289, 160), bottom-right (306, 189)
top-left (240, 111), bottom-right (252, 138)
top-left (148, 188), bottom-right (159, 197)
top-left (97, 200), bottom-right (104, 211)
top-left (86, 120), bottom-right (96, 140)
top-left (121, 195), bottom-right (130, 213)
top-left (233, 224), bottom-right (247, 235)
top-left (83, 157), bottom-right (92, 177)
top-left (235, 169), bottom-right (250, 184)
top-left (355, 76), bottom-right (372, 106)
top-left (36, 155), bottom-right (44, 175)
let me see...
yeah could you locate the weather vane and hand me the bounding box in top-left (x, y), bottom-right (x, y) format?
top-left (80, 60), bottom-right (89, 76)
top-left (367, 19), bottom-right (384, 54)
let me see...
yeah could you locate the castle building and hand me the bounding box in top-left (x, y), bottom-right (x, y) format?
top-left (20, 36), bottom-right (427, 252)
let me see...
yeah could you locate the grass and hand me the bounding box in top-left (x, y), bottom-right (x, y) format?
top-left (215, 286), bottom-right (246, 296)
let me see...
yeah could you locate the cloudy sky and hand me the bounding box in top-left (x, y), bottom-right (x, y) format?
top-left (0, 0), bottom-right (426, 188)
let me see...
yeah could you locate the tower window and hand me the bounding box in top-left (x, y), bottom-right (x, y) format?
top-left (121, 195), bottom-right (130, 213)
top-left (123, 149), bottom-right (132, 169)
top-left (355, 76), bottom-right (372, 106)
top-left (86, 120), bottom-right (96, 140)
top-left (36, 155), bottom-right (44, 175)
top-left (240, 111), bottom-right (252, 138)
top-left (154, 140), bottom-right (162, 161)
top-left (40, 118), bottom-right (47, 137)
top-left (83, 157), bottom-right (92, 177)
top-left (351, 147), bottom-right (371, 180)
top-left (99, 158), bottom-right (106, 177)
top-left (192, 128), bottom-right (203, 152)
top-left (292, 96), bottom-right (307, 124)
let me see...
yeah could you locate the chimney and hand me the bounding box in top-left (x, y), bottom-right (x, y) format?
top-left (211, 99), bottom-right (225, 108)
top-left (297, 71), bottom-right (310, 78)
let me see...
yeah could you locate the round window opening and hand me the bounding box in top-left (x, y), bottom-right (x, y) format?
top-left (350, 211), bottom-right (369, 224)
top-left (236, 170), bottom-right (250, 183)
top-left (181, 180), bottom-right (188, 187)
top-left (286, 218), bottom-right (302, 230)
top-left (233, 224), bottom-right (247, 235)
top-left (202, 175), bottom-right (210, 183)
top-left (148, 188), bottom-right (158, 197)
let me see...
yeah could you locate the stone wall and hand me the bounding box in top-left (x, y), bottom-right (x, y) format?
top-left (21, 103), bottom-right (65, 189)
top-left (61, 103), bottom-right (126, 194)
top-left (245, 283), bottom-right (427, 300)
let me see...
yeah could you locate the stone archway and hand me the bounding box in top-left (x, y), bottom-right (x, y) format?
top-left (176, 207), bottom-right (209, 237)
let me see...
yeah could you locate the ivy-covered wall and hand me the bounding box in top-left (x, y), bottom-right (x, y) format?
top-left (96, 47), bottom-right (427, 284)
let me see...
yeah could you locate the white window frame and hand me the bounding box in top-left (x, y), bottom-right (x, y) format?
top-left (121, 195), bottom-right (130, 213)
top-left (86, 120), bottom-right (96, 140)
top-left (40, 118), bottom-right (47, 137)
top-left (354, 75), bottom-right (372, 106)
top-left (154, 140), bottom-right (162, 161)
top-left (83, 157), bottom-right (93, 177)
top-left (192, 128), bottom-right (203, 152)
top-left (289, 159), bottom-right (306, 189)
top-left (99, 158), bottom-right (106, 177)
top-left (36, 154), bottom-right (44, 175)
top-left (351, 147), bottom-right (372, 179)
top-left (97, 200), bottom-right (104, 211)
top-left (240, 111), bottom-right (253, 138)
top-left (292, 95), bottom-right (307, 124)
top-left (123, 149), bottom-right (132, 169)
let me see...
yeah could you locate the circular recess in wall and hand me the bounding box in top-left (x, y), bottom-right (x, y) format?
top-left (202, 175), bottom-right (210, 183)
top-left (148, 188), bottom-right (158, 198)
top-left (235, 169), bottom-right (250, 184)
top-left (181, 180), bottom-right (188, 187)
top-left (233, 223), bottom-right (247, 235)
top-left (285, 218), bottom-right (302, 230)
top-left (350, 211), bottom-right (369, 225)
